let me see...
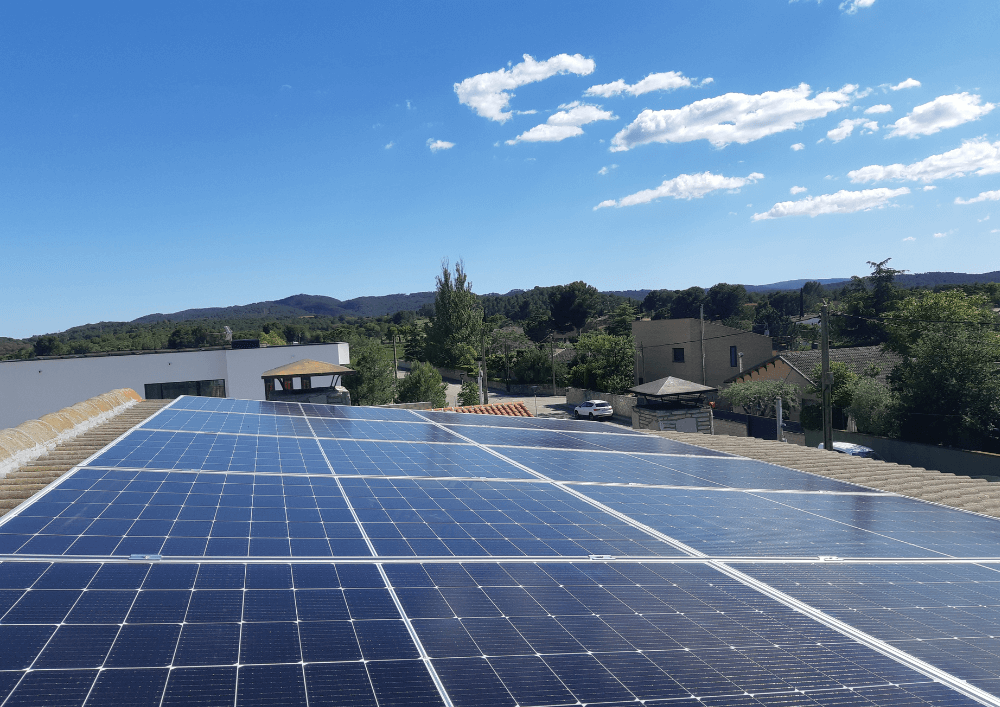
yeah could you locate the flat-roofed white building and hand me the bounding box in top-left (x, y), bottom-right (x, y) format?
top-left (0, 342), bottom-right (349, 429)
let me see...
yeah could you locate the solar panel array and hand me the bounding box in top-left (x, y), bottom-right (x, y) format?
top-left (1, 395), bottom-right (999, 706)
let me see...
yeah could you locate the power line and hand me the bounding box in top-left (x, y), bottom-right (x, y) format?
top-left (831, 312), bottom-right (1000, 327)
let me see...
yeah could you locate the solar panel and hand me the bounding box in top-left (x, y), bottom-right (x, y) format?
top-left (0, 394), bottom-right (998, 706)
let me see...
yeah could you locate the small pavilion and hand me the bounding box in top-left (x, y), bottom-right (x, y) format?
top-left (629, 376), bottom-right (716, 408)
top-left (628, 375), bottom-right (717, 433)
top-left (261, 359), bottom-right (355, 401)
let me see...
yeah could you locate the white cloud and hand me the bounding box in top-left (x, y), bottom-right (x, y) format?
top-left (933, 231), bottom-right (948, 238)
top-left (849, 138), bottom-right (1000, 183)
top-left (405, 100), bottom-right (413, 110)
top-left (840, 0), bottom-right (876, 13)
top-left (598, 164), bottom-right (618, 175)
top-left (980, 214), bottom-right (991, 222)
top-left (903, 236), bottom-right (916, 241)
top-left (827, 118), bottom-right (879, 142)
top-left (992, 229), bottom-right (1000, 233)
top-left (791, 143), bottom-right (805, 151)
top-left (955, 190), bottom-right (1000, 205)
top-left (888, 93), bottom-right (995, 138)
top-left (454, 53), bottom-right (595, 123)
top-left (752, 187), bottom-right (910, 220)
top-left (890, 78), bottom-right (921, 91)
top-left (922, 185), bottom-right (937, 191)
top-left (594, 171), bottom-right (763, 209)
top-left (384, 141), bottom-right (394, 150)
top-left (506, 103), bottom-right (616, 144)
top-left (610, 83), bottom-right (857, 151)
top-left (427, 139), bottom-right (455, 152)
top-left (790, 186), bottom-right (808, 194)
top-left (585, 71), bottom-right (703, 98)
top-left (865, 104), bottom-right (892, 114)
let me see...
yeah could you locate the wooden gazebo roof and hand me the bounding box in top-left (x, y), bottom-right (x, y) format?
top-left (260, 359), bottom-right (355, 379)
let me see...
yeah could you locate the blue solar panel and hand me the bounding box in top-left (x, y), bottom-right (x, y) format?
top-left (142, 409), bottom-right (314, 436)
top-left (85, 430), bottom-right (330, 474)
top-left (316, 440), bottom-right (530, 479)
top-left (498, 447), bottom-right (870, 492)
top-left (2, 395), bottom-right (999, 705)
top-left (340, 477), bottom-right (685, 557)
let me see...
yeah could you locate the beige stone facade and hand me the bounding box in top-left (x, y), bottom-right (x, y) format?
top-left (632, 319), bottom-right (774, 389)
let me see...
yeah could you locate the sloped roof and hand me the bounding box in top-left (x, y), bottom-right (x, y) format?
top-left (431, 401), bottom-right (533, 416)
top-left (260, 359), bottom-right (355, 378)
top-left (782, 345), bottom-right (901, 385)
top-left (630, 376), bottom-right (716, 397)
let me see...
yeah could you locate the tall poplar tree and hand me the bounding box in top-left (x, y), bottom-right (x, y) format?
top-left (425, 260), bottom-right (483, 369)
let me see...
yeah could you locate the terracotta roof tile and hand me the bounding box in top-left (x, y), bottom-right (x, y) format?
top-left (430, 401), bottom-right (532, 417)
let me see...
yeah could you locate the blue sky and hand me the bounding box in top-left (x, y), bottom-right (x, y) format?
top-left (2, 1), bottom-right (998, 338)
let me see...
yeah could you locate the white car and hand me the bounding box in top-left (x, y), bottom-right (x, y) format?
top-left (818, 441), bottom-right (883, 460)
top-left (574, 400), bottom-right (613, 420)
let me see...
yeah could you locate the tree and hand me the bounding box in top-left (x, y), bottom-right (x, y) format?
top-left (425, 259), bottom-right (483, 369)
top-left (458, 380), bottom-right (481, 406)
top-left (569, 332), bottom-right (634, 394)
top-left (396, 361), bottom-right (447, 408)
top-left (402, 323), bottom-right (427, 362)
top-left (33, 335), bottom-right (64, 357)
top-left (846, 377), bottom-right (897, 437)
top-left (884, 289), bottom-right (998, 358)
top-left (891, 325), bottom-right (1000, 449)
top-left (752, 303), bottom-right (794, 338)
top-left (807, 361), bottom-right (858, 410)
top-left (642, 289), bottom-right (675, 315)
top-left (513, 347), bottom-right (567, 385)
top-left (720, 379), bottom-right (799, 418)
top-left (521, 305), bottom-right (554, 343)
top-left (669, 287), bottom-right (706, 319)
top-left (258, 329), bottom-right (287, 347)
top-left (705, 283), bottom-right (748, 320)
top-left (606, 301), bottom-right (637, 337)
top-left (548, 281), bottom-right (598, 333)
top-left (837, 258), bottom-right (906, 346)
top-left (344, 338), bottom-right (396, 406)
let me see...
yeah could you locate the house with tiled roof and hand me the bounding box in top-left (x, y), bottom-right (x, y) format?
top-left (722, 345), bottom-right (901, 420)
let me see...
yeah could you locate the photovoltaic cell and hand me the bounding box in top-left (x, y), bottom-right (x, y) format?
top-left (340, 477), bottom-right (685, 557)
top-left (0, 469), bottom-right (369, 558)
top-left (2, 395), bottom-right (999, 706)
top-left (498, 447), bottom-right (869, 492)
top-left (0, 560), bottom-right (444, 707)
top-left (85, 430), bottom-right (330, 474)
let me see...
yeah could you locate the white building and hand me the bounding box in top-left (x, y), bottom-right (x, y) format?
top-left (0, 342), bottom-right (350, 429)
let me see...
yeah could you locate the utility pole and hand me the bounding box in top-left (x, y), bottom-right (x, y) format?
top-left (776, 396), bottom-right (784, 443)
top-left (821, 304), bottom-right (833, 452)
top-left (699, 304), bottom-right (707, 386)
top-left (550, 336), bottom-right (556, 394)
top-left (391, 334), bottom-right (399, 402)
top-left (481, 333), bottom-right (488, 405)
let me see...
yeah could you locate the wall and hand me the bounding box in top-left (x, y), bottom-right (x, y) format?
top-left (803, 429), bottom-right (1000, 478)
top-left (565, 387), bottom-right (636, 419)
top-left (0, 342), bottom-right (350, 429)
top-left (632, 406), bottom-right (713, 434)
top-left (632, 319), bottom-right (773, 389)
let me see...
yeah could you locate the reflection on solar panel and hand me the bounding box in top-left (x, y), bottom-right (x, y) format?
top-left (0, 395), bottom-right (998, 706)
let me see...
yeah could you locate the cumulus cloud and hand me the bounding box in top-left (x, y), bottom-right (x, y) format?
top-left (384, 141), bottom-right (394, 150)
top-left (923, 185), bottom-right (937, 191)
top-left (865, 104), bottom-right (892, 114)
top-left (594, 171), bottom-right (763, 210)
top-left (427, 139), bottom-right (455, 152)
top-left (506, 102), bottom-right (616, 144)
top-left (903, 236), bottom-right (916, 241)
top-left (955, 190), bottom-right (1000, 205)
top-left (751, 187), bottom-right (910, 220)
top-left (993, 229), bottom-right (1000, 234)
top-left (598, 164), bottom-right (618, 175)
top-left (827, 118), bottom-right (879, 142)
top-left (887, 93), bottom-right (995, 138)
top-left (791, 143), bottom-right (805, 151)
top-left (454, 53), bottom-right (595, 123)
top-left (790, 186), bottom-right (808, 194)
top-left (848, 138), bottom-right (1000, 183)
top-left (585, 71), bottom-right (706, 98)
top-left (840, 0), bottom-right (876, 13)
top-left (933, 231), bottom-right (948, 238)
top-left (890, 78), bottom-right (921, 91)
top-left (610, 83), bottom-right (857, 151)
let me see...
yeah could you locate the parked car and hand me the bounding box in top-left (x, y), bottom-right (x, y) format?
top-left (574, 400), bottom-right (613, 420)
top-left (818, 441), bottom-right (883, 460)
